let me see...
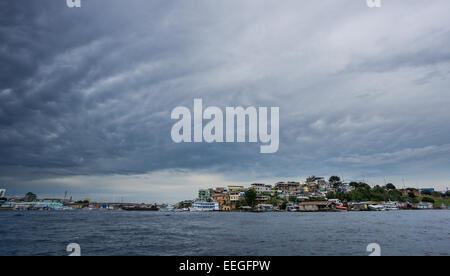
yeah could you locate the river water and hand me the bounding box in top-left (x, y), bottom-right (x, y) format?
top-left (0, 210), bottom-right (448, 256)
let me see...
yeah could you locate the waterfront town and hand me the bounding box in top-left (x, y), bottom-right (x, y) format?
top-left (1, 176), bottom-right (449, 212)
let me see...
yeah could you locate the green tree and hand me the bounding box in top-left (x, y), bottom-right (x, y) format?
top-left (24, 192), bottom-right (37, 202)
top-left (350, 182), bottom-right (371, 190)
top-left (244, 189), bottom-right (257, 208)
top-left (235, 201), bottom-right (244, 209)
top-left (329, 176), bottom-right (341, 183)
top-left (409, 197), bottom-right (420, 204)
top-left (388, 190), bottom-right (403, 201)
top-left (267, 196), bottom-right (281, 206)
top-left (386, 183), bottom-right (396, 190)
top-left (177, 201), bottom-right (192, 209)
top-left (288, 196), bottom-right (297, 202)
top-left (421, 190), bottom-right (432, 196)
top-left (422, 197), bottom-right (435, 203)
top-left (329, 176), bottom-right (342, 188)
top-left (281, 200), bottom-right (288, 210)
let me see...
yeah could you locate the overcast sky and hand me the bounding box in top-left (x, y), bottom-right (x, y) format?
top-left (1, 0), bottom-right (450, 202)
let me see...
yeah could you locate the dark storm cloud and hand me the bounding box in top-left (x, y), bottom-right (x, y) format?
top-left (0, 0), bottom-right (200, 173)
top-left (1, 0), bottom-right (450, 199)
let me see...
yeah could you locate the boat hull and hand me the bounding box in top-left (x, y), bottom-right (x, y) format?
top-left (122, 206), bottom-right (159, 211)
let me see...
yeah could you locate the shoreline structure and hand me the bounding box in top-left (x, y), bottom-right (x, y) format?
top-left (1, 176), bottom-right (449, 212)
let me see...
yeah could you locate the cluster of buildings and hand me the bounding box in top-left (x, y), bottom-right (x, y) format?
top-left (0, 189), bottom-right (128, 211)
top-left (192, 178), bottom-right (449, 212)
top-left (1, 180), bottom-right (447, 212)
top-left (195, 176), bottom-right (354, 211)
top-left (0, 190), bottom-right (72, 211)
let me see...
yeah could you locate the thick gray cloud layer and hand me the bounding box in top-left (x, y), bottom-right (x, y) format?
top-left (1, 0), bottom-right (450, 200)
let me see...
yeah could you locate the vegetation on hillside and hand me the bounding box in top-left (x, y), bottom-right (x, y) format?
top-left (327, 183), bottom-right (449, 207)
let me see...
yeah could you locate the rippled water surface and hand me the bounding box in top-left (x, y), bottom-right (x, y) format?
top-left (0, 210), bottom-right (448, 256)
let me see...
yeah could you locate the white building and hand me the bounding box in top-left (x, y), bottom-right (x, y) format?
top-left (0, 189), bottom-right (5, 198)
top-left (251, 183), bottom-right (272, 194)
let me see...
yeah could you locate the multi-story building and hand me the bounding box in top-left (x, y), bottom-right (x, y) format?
top-left (214, 187), bottom-right (226, 193)
top-left (275, 182), bottom-right (300, 193)
top-left (306, 176), bottom-right (326, 192)
top-left (228, 186), bottom-right (245, 192)
top-left (256, 195), bottom-right (271, 203)
top-left (211, 193), bottom-right (229, 207)
top-left (198, 189), bottom-right (212, 202)
top-left (302, 185), bottom-right (309, 193)
top-left (229, 191), bottom-right (242, 202)
top-left (228, 191), bottom-right (245, 209)
top-left (250, 183), bottom-right (273, 194)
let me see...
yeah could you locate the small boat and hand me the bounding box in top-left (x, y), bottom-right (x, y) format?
top-left (159, 205), bottom-right (175, 212)
top-left (383, 201), bottom-right (399, 211)
top-left (255, 204), bottom-right (275, 212)
top-left (286, 203), bottom-right (298, 212)
top-left (122, 205), bottom-right (159, 211)
top-left (335, 206), bottom-right (348, 211)
top-left (173, 208), bottom-right (190, 212)
top-left (368, 204), bottom-right (385, 211)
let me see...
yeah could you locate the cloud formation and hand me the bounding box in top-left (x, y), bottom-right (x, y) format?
top-left (1, 0), bottom-right (450, 200)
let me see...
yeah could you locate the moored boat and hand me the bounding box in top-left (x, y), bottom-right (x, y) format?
top-left (286, 203), bottom-right (298, 212)
top-left (335, 206), bottom-right (348, 211)
top-left (189, 202), bottom-right (220, 212)
top-left (368, 204), bottom-right (386, 211)
top-left (122, 205), bottom-right (159, 211)
top-left (383, 201), bottom-right (399, 211)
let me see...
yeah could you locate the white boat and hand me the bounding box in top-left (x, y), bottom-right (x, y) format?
top-left (286, 203), bottom-right (298, 212)
top-left (160, 205), bottom-right (175, 212)
top-left (255, 204), bottom-right (275, 212)
top-left (382, 201), bottom-right (399, 211)
top-left (189, 202), bottom-right (220, 212)
top-left (368, 204), bottom-right (386, 211)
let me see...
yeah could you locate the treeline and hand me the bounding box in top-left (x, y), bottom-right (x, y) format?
top-left (327, 182), bottom-right (449, 203)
